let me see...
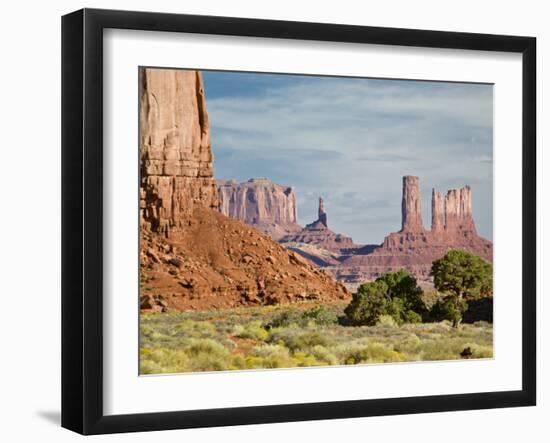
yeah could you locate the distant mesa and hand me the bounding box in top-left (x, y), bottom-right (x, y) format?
top-left (217, 178), bottom-right (302, 240)
top-left (216, 174), bottom-right (492, 290)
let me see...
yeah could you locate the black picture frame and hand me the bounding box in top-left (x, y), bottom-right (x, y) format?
top-left (61, 8), bottom-right (537, 435)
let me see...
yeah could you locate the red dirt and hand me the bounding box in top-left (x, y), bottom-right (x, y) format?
top-left (140, 208), bottom-right (350, 312)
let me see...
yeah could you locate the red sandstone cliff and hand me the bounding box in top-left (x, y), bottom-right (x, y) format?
top-left (217, 178), bottom-right (302, 240)
top-left (139, 69), bottom-right (218, 235)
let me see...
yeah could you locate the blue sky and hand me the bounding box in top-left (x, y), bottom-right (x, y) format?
top-left (203, 70), bottom-right (493, 245)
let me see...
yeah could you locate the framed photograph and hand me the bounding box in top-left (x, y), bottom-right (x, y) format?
top-left (61, 8), bottom-right (536, 435)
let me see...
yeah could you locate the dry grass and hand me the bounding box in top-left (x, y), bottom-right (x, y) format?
top-left (140, 303), bottom-right (492, 374)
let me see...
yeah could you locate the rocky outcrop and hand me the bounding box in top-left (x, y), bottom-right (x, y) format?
top-left (280, 197), bottom-right (356, 252)
top-left (444, 186), bottom-right (476, 235)
top-left (140, 68), bottom-right (350, 311)
top-left (317, 197), bottom-right (328, 227)
top-left (217, 178), bottom-right (302, 240)
top-left (139, 68), bottom-right (218, 235)
top-left (431, 189), bottom-right (444, 234)
top-left (334, 177), bottom-right (492, 284)
top-left (401, 176), bottom-right (424, 232)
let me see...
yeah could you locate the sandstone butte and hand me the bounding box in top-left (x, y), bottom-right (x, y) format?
top-left (215, 173), bottom-right (492, 289)
top-left (139, 68), bottom-right (349, 312)
top-left (329, 176), bottom-right (493, 288)
top-left (217, 178), bottom-right (302, 240)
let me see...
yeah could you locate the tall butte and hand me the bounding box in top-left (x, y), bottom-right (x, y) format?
top-left (140, 69), bottom-right (218, 235)
top-left (339, 175), bottom-right (492, 282)
top-left (401, 176), bottom-right (424, 232)
top-left (139, 68), bottom-right (349, 312)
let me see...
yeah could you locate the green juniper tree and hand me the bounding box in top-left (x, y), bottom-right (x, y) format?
top-left (345, 269), bottom-right (426, 326)
top-left (430, 249), bottom-right (493, 327)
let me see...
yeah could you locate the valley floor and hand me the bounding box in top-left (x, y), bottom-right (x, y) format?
top-left (140, 303), bottom-right (493, 374)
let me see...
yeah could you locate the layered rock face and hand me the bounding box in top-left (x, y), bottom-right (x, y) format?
top-left (444, 186), bottom-right (476, 235)
top-left (431, 189), bottom-right (444, 234)
top-left (401, 176), bottom-right (424, 232)
top-left (280, 197), bottom-right (356, 252)
top-left (140, 68), bottom-right (349, 311)
top-left (217, 178), bottom-right (302, 240)
top-left (139, 68), bottom-right (218, 235)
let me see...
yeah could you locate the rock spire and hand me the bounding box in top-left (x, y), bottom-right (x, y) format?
top-left (444, 186), bottom-right (476, 234)
top-left (431, 189), bottom-right (444, 233)
top-left (318, 196), bottom-right (328, 227)
top-left (401, 175), bottom-right (424, 232)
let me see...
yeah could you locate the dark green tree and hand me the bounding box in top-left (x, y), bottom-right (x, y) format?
top-left (376, 268), bottom-right (426, 318)
top-left (345, 269), bottom-right (425, 326)
top-left (431, 249), bottom-right (493, 327)
top-left (344, 280), bottom-right (389, 326)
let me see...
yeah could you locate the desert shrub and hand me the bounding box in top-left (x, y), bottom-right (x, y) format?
top-left (301, 305), bottom-right (339, 326)
top-left (376, 315), bottom-right (399, 328)
top-left (335, 341), bottom-right (403, 364)
top-left (402, 310), bottom-right (422, 324)
top-left (266, 305), bottom-right (338, 329)
top-left (394, 334), bottom-right (422, 354)
top-left (461, 342), bottom-right (493, 359)
top-left (250, 344), bottom-right (290, 359)
top-left (139, 348), bottom-right (189, 374)
top-left (267, 328), bottom-right (330, 352)
top-left (245, 346), bottom-right (296, 369)
top-left (265, 308), bottom-right (303, 328)
top-left (429, 296), bottom-right (466, 325)
top-left (292, 352), bottom-right (320, 367)
top-left (345, 270), bottom-right (426, 326)
top-left (233, 320), bottom-right (269, 341)
top-left (309, 345), bottom-right (338, 366)
top-left (182, 338), bottom-right (232, 372)
top-left (175, 320), bottom-right (217, 338)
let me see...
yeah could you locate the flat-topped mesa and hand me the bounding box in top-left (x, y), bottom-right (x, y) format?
top-left (431, 189), bottom-right (444, 233)
top-left (318, 197), bottom-right (328, 227)
top-left (444, 186), bottom-right (477, 235)
top-left (401, 176), bottom-right (425, 232)
top-left (217, 178), bottom-right (301, 240)
top-left (140, 68), bottom-right (218, 235)
top-left (218, 178), bottom-right (297, 225)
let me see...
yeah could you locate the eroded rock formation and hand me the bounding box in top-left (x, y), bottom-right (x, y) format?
top-left (333, 177), bottom-right (492, 285)
top-left (401, 176), bottom-right (424, 232)
top-left (139, 68), bottom-right (218, 235)
top-left (317, 197), bottom-right (328, 227)
top-left (140, 68), bottom-right (349, 311)
top-left (444, 186), bottom-right (476, 235)
top-left (217, 178), bottom-right (302, 240)
top-left (280, 197), bottom-right (356, 252)
top-left (431, 189), bottom-right (444, 234)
